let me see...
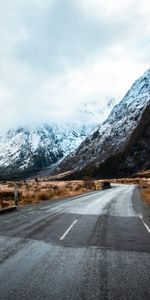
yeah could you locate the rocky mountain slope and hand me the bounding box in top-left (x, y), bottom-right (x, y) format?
top-left (58, 69), bottom-right (150, 179)
top-left (0, 124), bottom-right (94, 180)
top-left (0, 97), bottom-right (115, 180)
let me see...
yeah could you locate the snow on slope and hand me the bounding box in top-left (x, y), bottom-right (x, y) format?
top-left (0, 98), bottom-right (115, 179)
top-left (0, 124), bottom-right (92, 174)
top-left (58, 68), bottom-right (150, 175)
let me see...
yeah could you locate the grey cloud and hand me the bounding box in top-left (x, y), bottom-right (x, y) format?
top-left (0, 0), bottom-right (149, 129)
top-left (12, 0), bottom-right (134, 72)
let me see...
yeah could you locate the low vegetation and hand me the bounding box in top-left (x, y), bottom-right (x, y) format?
top-left (0, 178), bottom-right (99, 209)
top-left (142, 188), bottom-right (150, 205)
top-left (0, 176), bottom-right (150, 210)
top-left (140, 181), bottom-right (150, 205)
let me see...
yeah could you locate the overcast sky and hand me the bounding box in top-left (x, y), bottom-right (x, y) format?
top-left (0, 0), bottom-right (149, 129)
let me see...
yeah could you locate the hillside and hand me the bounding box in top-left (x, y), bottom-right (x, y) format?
top-left (57, 69), bottom-right (150, 179)
top-left (0, 124), bottom-right (95, 180)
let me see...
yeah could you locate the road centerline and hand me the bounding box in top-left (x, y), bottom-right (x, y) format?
top-left (60, 219), bottom-right (78, 241)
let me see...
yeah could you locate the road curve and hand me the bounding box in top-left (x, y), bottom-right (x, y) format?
top-left (0, 184), bottom-right (150, 300)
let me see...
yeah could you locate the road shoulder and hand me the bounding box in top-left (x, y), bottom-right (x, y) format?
top-left (132, 185), bottom-right (150, 231)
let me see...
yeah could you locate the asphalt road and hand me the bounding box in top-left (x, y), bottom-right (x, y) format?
top-left (0, 184), bottom-right (150, 300)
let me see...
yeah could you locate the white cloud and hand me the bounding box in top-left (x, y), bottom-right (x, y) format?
top-left (37, 56), bottom-right (148, 111)
top-left (78, 0), bottom-right (150, 19)
top-left (0, 55), bottom-right (146, 129)
top-left (78, 0), bottom-right (132, 18)
top-left (0, 0), bottom-right (149, 129)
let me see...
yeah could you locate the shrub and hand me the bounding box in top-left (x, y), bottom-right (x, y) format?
top-left (74, 184), bottom-right (82, 191)
top-left (37, 189), bottom-right (55, 201)
top-left (0, 191), bottom-right (14, 199)
top-left (84, 177), bottom-right (95, 190)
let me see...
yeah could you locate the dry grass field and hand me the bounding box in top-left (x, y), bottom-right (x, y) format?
top-left (0, 178), bottom-right (97, 209)
top-left (140, 181), bottom-right (150, 205)
top-left (0, 177), bottom-right (150, 210)
top-left (142, 188), bottom-right (150, 205)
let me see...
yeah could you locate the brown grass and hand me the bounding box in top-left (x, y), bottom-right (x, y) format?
top-left (0, 189), bottom-right (15, 209)
top-left (142, 189), bottom-right (150, 205)
top-left (1, 176), bottom-right (150, 209)
top-left (140, 181), bottom-right (150, 205)
top-left (0, 178), bottom-right (98, 209)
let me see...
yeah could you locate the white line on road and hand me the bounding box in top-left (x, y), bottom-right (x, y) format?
top-left (139, 215), bottom-right (150, 234)
top-left (60, 219), bottom-right (78, 240)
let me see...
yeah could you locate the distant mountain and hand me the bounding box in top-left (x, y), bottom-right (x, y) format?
top-left (0, 96), bottom-right (116, 180)
top-left (0, 123), bottom-right (94, 180)
top-left (57, 69), bottom-right (150, 179)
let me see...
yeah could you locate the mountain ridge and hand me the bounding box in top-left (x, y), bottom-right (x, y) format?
top-left (0, 68), bottom-right (150, 181)
top-left (0, 96), bottom-right (115, 180)
top-left (0, 123), bottom-right (95, 180)
top-left (57, 68), bottom-right (150, 179)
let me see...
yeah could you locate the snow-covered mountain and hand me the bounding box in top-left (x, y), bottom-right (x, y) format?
top-left (0, 96), bottom-right (116, 180)
top-left (0, 123), bottom-right (95, 179)
top-left (58, 69), bottom-right (150, 178)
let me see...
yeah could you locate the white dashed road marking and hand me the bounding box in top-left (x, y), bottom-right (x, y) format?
top-left (60, 219), bottom-right (78, 240)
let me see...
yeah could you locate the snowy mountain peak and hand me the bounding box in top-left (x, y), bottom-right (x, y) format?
top-left (58, 68), bottom-right (150, 178)
top-left (0, 99), bottom-right (115, 179)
